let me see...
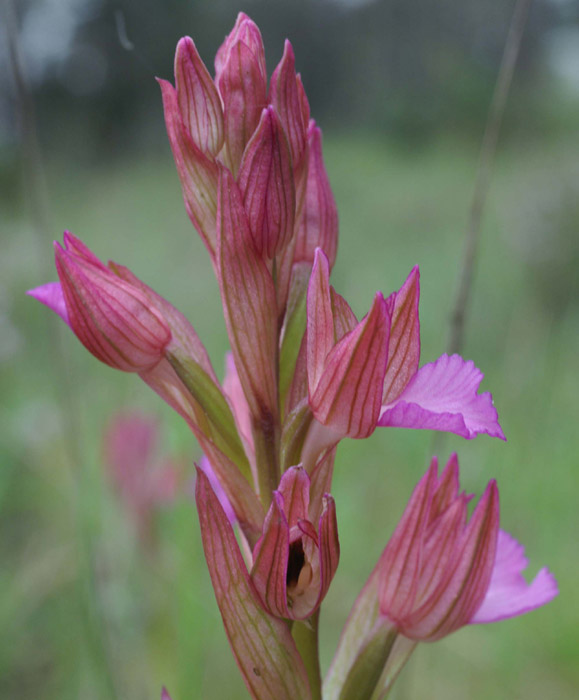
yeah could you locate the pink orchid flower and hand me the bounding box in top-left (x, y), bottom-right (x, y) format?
top-left (377, 454), bottom-right (557, 641)
top-left (306, 249), bottom-right (504, 447)
top-left (251, 465), bottom-right (339, 620)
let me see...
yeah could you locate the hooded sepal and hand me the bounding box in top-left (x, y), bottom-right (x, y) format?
top-left (307, 250), bottom-right (390, 439)
top-left (195, 468), bottom-right (311, 700)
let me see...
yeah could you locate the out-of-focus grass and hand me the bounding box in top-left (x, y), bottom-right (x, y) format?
top-left (1, 131), bottom-right (578, 699)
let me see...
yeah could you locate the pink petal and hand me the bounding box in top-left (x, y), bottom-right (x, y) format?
top-left (161, 688), bottom-right (172, 700)
top-left (27, 281), bottom-right (70, 325)
top-left (378, 353), bottom-right (505, 440)
top-left (470, 530), bottom-right (559, 624)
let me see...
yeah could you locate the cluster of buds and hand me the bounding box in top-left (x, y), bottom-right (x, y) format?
top-left (29, 13), bottom-right (557, 700)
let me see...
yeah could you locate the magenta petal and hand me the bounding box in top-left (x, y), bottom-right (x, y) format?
top-left (161, 688), bottom-right (172, 700)
top-left (378, 353), bottom-right (505, 440)
top-left (470, 530), bottom-right (558, 624)
top-left (27, 282), bottom-right (70, 326)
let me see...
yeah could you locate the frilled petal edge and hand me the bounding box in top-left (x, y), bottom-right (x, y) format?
top-left (377, 353), bottom-right (505, 440)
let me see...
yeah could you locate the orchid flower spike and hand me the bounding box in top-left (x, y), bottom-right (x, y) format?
top-left (377, 454), bottom-right (557, 641)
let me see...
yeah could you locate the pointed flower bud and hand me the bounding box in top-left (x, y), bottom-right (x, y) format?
top-left (377, 266), bottom-right (505, 440)
top-left (30, 232), bottom-right (171, 372)
top-left (269, 40), bottom-right (308, 169)
top-left (158, 78), bottom-right (219, 256)
top-left (215, 16), bottom-right (268, 175)
top-left (174, 37), bottom-right (224, 156)
top-left (238, 106), bottom-right (296, 258)
top-left (376, 455), bottom-right (557, 641)
top-left (306, 248), bottom-right (389, 440)
top-left (251, 466), bottom-right (339, 620)
top-left (293, 121), bottom-right (338, 269)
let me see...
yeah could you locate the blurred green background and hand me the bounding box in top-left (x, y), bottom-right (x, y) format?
top-left (2, 0), bottom-right (579, 698)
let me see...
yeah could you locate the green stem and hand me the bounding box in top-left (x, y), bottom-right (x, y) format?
top-left (337, 625), bottom-right (398, 700)
top-left (370, 637), bottom-right (418, 700)
top-left (253, 417), bottom-right (281, 508)
top-left (292, 611), bottom-right (322, 700)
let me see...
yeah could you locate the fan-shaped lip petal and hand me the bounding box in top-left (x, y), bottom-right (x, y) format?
top-left (470, 530), bottom-right (559, 624)
top-left (377, 353), bottom-right (505, 440)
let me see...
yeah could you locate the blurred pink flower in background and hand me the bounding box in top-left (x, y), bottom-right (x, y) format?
top-left (104, 412), bottom-right (182, 543)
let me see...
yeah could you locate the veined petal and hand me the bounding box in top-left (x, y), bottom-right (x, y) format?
top-left (238, 106), bottom-right (295, 258)
top-left (217, 166), bottom-right (278, 426)
top-left (378, 353), bottom-right (505, 440)
top-left (382, 266), bottom-right (420, 404)
top-left (403, 481), bottom-right (499, 641)
top-left (158, 78), bottom-right (219, 254)
top-left (28, 281), bottom-right (69, 325)
top-left (215, 13), bottom-right (266, 84)
top-left (307, 248), bottom-right (334, 396)
top-left (269, 41), bottom-right (307, 168)
top-left (470, 530), bottom-right (558, 624)
top-left (310, 292), bottom-right (389, 439)
top-left (195, 469), bottom-right (311, 700)
top-left (175, 37), bottom-right (224, 156)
